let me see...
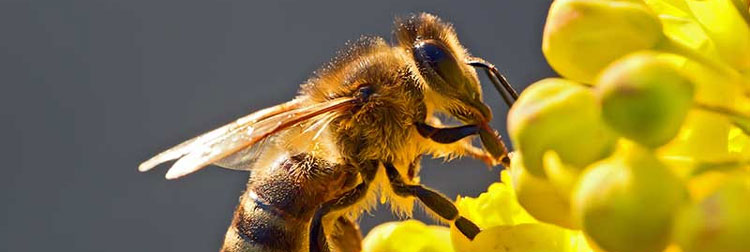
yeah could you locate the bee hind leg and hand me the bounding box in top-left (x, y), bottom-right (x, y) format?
top-left (384, 162), bottom-right (481, 240)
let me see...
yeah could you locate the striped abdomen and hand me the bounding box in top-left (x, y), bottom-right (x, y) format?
top-left (220, 153), bottom-right (354, 252)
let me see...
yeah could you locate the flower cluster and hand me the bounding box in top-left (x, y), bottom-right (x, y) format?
top-left (363, 1), bottom-right (750, 251)
top-left (362, 171), bottom-right (592, 252)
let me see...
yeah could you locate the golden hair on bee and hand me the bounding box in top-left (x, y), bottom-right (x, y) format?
top-left (140, 12), bottom-right (518, 252)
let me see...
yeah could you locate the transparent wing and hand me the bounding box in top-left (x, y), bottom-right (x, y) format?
top-left (138, 97), bottom-right (356, 180)
top-left (138, 99), bottom-right (302, 173)
top-left (212, 134), bottom-right (273, 170)
top-left (215, 110), bottom-right (340, 170)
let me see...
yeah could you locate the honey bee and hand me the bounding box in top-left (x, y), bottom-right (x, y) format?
top-left (139, 13), bottom-right (518, 252)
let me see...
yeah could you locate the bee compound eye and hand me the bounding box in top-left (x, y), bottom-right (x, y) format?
top-left (413, 40), bottom-right (461, 85)
top-left (413, 41), bottom-right (448, 70)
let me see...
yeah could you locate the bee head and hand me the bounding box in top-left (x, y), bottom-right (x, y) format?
top-left (396, 13), bottom-right (491, 124)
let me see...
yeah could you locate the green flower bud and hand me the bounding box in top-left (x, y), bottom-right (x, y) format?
top-left (573, 142), bottom-right (687, 252)
top-left (508, 78), bottom-right (616, 177)
top-left (596, 51), bottom-right (695, 148)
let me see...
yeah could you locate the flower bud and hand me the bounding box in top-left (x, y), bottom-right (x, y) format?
top-left (508, 78), bottom-right (616, 177)
top-left (543, 0), bottom-right (663, 83)
top-left (363, 220), bottom-right (453, 252)
top-left (596, 51), bottom-right (695, 148)
top-left (573, 142), bottom-right (687, 252)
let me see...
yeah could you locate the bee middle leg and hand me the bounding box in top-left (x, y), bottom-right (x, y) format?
top-left (310, 160), bottom-right (378, 252)
top-left (384, 162), bottom-right (481, 240)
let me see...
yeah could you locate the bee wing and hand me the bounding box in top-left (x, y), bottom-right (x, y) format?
top-left (214, 109), bottom-right (340, 170)
top-left (138, 99), bottom-right (302, 174)
top-left (138, 97), bottom-right (356, 180)
top-left (211, 134), bottom-right (273, 170)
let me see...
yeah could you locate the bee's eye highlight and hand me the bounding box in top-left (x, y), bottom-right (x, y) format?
top-left (413, 40), bottom-right (460, 84)
top-left (414, 41), bottom-right (448, 70)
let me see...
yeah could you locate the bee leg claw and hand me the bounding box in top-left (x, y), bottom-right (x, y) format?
top-left (501, 155), bottom-right (511, 168)
top-left (385, 162), bottom-right (481, 240)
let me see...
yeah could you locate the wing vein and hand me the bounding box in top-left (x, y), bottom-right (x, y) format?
top-left (139, 97), bottom-right (356, 180)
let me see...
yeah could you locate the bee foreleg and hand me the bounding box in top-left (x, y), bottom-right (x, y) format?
top-left (415, 122), bottom-right (479, 144)
top-left (310, 160), bottom-right (378, 252)
top-left (416, 121), bottom-right (503, 167)
top-left (384, 162), bottom-right (481, 240)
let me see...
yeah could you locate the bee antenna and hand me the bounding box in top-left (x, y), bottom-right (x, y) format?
top-left (467, 57), bottom-right (518, 108)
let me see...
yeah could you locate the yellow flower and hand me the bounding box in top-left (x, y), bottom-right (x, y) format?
top-left (362, 220), bottom-right (454, 252)
top-left (543, 0), bottom-right (663, 84)
top-left (363, 1), bottom-right (750, 251)
top-left (450, 170), bottom-right (594, 252)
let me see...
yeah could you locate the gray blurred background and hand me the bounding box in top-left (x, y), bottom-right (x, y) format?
top-left (0, 1), bottom-right (555, 251)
